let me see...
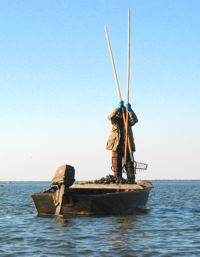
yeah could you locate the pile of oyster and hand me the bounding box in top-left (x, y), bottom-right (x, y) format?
top-left (93, 175), bottom-right (135, 184)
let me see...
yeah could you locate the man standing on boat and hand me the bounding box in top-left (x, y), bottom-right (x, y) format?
top-left (106, 101), bottom-right (138, 181)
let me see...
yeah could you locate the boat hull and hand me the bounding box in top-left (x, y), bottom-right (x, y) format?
top-left (91, 188), bottom-right (151, 214)
top-left (31, 185), bottom-right (152, 215)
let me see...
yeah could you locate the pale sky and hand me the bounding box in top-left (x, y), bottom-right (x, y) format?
top-left (1, 0), bottom-right (200, 181)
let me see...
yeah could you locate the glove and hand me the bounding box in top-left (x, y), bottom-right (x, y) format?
top-left (116, 101), bottom-right (124, 111)
top-left (126, 103), bottom-right (133, 114)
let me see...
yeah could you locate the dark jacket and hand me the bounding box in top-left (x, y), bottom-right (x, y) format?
top-left (106, 108), bottom-right (138, 152)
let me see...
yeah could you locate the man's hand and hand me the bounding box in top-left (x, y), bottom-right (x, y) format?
top-left (126, 103), bottom-right (133, 114)
top-left (116, 101), bottom-right (124, 111)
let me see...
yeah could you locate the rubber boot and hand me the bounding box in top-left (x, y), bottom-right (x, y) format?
top-left (125, 163), bottom-right (135, 182)
top-left (125, 153), bottom-right (135, 182)
top-left (112, 151), bottom-right (122, 178)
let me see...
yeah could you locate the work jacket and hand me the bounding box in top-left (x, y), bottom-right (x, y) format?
top-left (106, 108), bottom-right (138, 152)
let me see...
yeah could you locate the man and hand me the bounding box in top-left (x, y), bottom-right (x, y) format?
top-left (106, 101), bottom-right (138, 181)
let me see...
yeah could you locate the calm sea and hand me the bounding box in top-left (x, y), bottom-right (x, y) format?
top-left (0, 180), bottom-right (199, 256)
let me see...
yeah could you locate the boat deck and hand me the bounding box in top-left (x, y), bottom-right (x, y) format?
top-left (70, 181), bottom-right (153, 190)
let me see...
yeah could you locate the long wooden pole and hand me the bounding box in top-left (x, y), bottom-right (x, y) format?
top-left (104, 26), bottom-right (122, 101)
top-left (124, 9), bottom-right (130, 164)
top-left (105, 25), bottom-right (133, 162)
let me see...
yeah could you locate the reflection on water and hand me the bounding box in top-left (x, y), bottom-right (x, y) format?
top-left (0, 181), bottom-right (200, 256)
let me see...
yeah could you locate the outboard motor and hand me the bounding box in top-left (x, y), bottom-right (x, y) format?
top-left (52, 165), bottom-right (75, 187)
top-left (51, 164), bottom-right (75, 215)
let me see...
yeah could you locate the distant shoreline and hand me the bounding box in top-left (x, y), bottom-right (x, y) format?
top-left (0, 179), bottom-right (200, 183)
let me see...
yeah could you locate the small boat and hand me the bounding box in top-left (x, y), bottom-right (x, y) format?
top-left (31, 165), bottom-right (153, 215)
top-left (31, 10), bottom-right (154, 216)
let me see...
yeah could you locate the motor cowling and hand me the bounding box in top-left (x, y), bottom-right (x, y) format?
top-left (52, 164), bottom-right (75, 187)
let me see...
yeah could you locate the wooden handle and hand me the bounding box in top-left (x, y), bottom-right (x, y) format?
top-left (127, 8), bottom-right (130, 104)
top-left (105, 23), bottom-right (133, 163)
top-left (124, 9), bottom-right (131, 164)
top-left (122, 108), bottom-right (134, 163)
top-left (105, 26), bottom-right (122, 101)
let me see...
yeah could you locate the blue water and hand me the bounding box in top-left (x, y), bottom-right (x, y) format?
top-left (0, 181), bottom-right (200, 256)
